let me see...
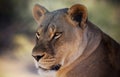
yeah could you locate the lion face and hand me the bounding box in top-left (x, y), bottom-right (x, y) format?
top-left (32, 4), bottom-right (88, 71)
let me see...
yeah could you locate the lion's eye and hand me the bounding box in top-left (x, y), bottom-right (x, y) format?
top-left (36, 32), bottom-right (40, 39)
top-left (53, 32), bottom-right (62, 39)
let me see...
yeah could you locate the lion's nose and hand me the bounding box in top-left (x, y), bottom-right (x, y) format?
top-left (32, 54), bottom-right (45, 62)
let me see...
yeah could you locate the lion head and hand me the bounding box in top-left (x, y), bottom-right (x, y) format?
top-left (32, 4), bottom-right (101, 74)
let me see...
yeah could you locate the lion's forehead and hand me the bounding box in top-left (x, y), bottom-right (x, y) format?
top-left (38, 15), bottom-right (71, 36)
top-left (41, 9), bottom-right (68, 26)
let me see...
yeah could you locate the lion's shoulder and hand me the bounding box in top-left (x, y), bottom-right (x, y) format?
top-left (101, 33), bottom-right (120, 69)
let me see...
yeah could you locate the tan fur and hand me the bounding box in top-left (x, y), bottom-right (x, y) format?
top-left (32, 4), bottom-right (120, 77)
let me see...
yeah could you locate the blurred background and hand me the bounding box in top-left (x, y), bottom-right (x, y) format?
top-left (0, 0), bottom-right (120, 77)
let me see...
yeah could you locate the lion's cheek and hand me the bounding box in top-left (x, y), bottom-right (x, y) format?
top-left (59, 39), bottom-right (82, 67)
top-left (54, 47), bottom-right (72, 66)
top-left (55, 52), bottom-right (66, 66)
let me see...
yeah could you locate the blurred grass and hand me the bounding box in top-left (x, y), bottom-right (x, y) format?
top-left (0, 0), bottom-right (120, 77)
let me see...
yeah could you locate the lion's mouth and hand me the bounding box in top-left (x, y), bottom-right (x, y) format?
top-left (38, 64), bottom-right (61, 71)
top-left (50, 64), bottom-right (61, 70)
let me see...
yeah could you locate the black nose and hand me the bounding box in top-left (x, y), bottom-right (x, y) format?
top-left (32, 54), bottom-right (44, 61)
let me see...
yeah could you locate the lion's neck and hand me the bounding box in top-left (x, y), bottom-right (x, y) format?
top-left (82, 21), bottom-right (102, 58)
top-left (75, 21), bottom-right (102, 66)
top-left (57, 21), bottom-right (102, 77)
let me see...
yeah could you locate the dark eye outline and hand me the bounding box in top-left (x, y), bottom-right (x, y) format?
top-left (53, 32), bottom-right (62, 40)
top-left (36, 32), bottom-right (40, 39)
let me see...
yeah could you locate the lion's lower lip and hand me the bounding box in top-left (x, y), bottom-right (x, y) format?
top-left (51, 64), bottom-right (61, 71)
top-left (38, 64), bottom-right (61, 71)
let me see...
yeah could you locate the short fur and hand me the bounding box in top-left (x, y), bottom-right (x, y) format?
top-left (32, 4), bottom-right (120, 77)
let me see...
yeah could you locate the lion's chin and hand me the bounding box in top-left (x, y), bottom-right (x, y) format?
top-left (38, 64), bottom-right (61, 71)
top-left (38, 68), bottom-right (57, 77)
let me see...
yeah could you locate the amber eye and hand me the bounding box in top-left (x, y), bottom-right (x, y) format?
top-left (36, 32), bottom-right (40, 39)
top-left (53, 32), bottom-right (62, 39)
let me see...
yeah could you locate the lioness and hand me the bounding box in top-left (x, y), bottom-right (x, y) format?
top-left (32, 4), bottom-right (120, 77)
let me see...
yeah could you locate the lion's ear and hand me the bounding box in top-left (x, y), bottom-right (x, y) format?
top-left (68, 4), bottom-right (88, 28)
top-left (32, 4), bottom-right (49, 24)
